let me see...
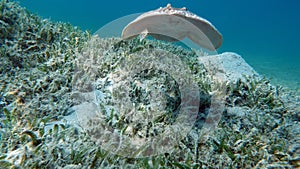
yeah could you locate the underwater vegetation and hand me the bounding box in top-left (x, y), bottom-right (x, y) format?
top-left (0, 0), bottom-right (299, 168)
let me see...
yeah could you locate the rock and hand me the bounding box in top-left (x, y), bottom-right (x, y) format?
top-left (198, 52), bottom-right (259, 83)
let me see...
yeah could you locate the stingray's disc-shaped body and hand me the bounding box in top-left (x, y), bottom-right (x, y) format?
top-left (122, 4), bottom-right (223, 50)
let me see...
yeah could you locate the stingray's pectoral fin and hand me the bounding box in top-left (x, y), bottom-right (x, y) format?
top-left (138, 29), bottom-right (149, 42)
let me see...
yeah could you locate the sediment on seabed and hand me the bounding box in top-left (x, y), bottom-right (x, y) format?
top-left (0, 0), bottom-right (299, 168)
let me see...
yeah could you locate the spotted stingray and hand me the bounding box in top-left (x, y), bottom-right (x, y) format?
top-left (122, 4), bottom-right (223, 50)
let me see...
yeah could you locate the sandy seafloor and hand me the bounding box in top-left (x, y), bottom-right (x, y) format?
top-left (1, 0), bottom-right (300, 168)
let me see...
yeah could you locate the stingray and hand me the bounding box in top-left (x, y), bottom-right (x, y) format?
top-left (122, 4), bottom-right (223, 50)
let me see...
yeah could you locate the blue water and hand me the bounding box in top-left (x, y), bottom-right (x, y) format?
top-left (19, 0), bottom-right (300, 91)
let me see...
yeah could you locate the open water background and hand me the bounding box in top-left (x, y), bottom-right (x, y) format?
top-left (19, 0), bottom-right (300, 92)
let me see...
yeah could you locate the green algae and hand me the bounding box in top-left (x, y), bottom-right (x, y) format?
top-left (0, 0), bottom-right (299, 168)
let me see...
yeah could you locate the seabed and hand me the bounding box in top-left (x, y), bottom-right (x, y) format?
top-left (0, 1), bottom-right (299, 168)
